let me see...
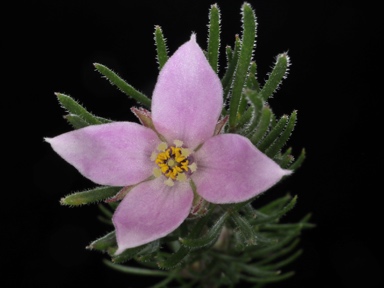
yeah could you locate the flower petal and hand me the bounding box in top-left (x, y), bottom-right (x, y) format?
top-left (151, 34), bottom-right (223, 149)
top-left (45, 122), bottom-right (159, 186)
top-left (112, 178), bottom-right (193, 254)
top-left (193, 134), bottom-right (292, 204)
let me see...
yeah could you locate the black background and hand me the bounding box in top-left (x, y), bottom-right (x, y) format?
top-left (12, 0), bottom-right (383, 287)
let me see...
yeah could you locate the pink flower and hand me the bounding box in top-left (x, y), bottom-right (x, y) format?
top-left (46, 34), bottom-right (291, 254)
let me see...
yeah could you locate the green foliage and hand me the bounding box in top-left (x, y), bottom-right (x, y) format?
top-left (54, 2), bottom-right (309, 287)
top-left (228, 3), bottom-right (257, 130)
top-left (207, 4), bottom-right (221, 74)
top-left (60, 186), bottom-right (121, 206)
top-left (94, 63), bottom-right (151, 107)
top-left (154, 25), bottom-right (169, 70)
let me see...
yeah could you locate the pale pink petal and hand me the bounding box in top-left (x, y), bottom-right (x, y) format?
top-left (45, 122), bottom-right (159, 186)
top-left (151, 34), bottom-right (223, 149)
top-left (193, 134), bottom-right (292, 204)
top-left (113, 178), bottom-right (193, 254)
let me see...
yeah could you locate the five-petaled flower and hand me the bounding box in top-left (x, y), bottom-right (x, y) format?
top-left (46, 34), bottom-right (291, 254)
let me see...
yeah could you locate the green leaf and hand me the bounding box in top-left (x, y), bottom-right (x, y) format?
top-left (56, 92), bottom-right (103, 125)
top-left (276, 147), bottom-right (294, 168)
top-left (238, 263), bottom-right (280, 277)
top-left (230, 211), bottom-right (257, 245)
top-left (288, 148), bottom-right (306, 171)
top-left (207, 3), bottom-right (221, 74)
top-left (236, 105), bottom-right (253, 129)
top-left (87, 231), bottom-right (116, 251)
top-left (262, 249), bottom-right (303, 270)
top-left (240, 89), bottom-right (263, 134)
top-left (180, 212), bottom-right (228, 249)
top-left (240, 271), bottom-right (295, 284)
top-left (261, 222), bottom-right (315, 231)
top-left (60, 186), bottom-right (121, 206)
top-left (257, 114), bottom-right (288, 152)
top-left (257, 194), bottom-right (292, 214)
top-left (258, 53), bottom-right (290, 102)
top-left (157, 245), bottom-right (190, 270)
top-left (252, 196), bottom-right (297, 225)
top-left (265, 110), bottom-right (297, 158)
top-left (246, 61), bottom-right (260, 92)
top-left (228, 3), bottom-right (257, 129)
top-left (64, 114), bottom-right (90, 129)
top-left (103, 259), bottom-right (169, 276)
top-left (111, 245), bottom-right (147, 264)
top-left (98, 203), bottom-right (114, 218)
top-left (255, 238), bottom-right (300, 265)
top-left (97, 215), bottom-right (113, 225)
top-left (94, 63), bottom-right (151, 107)
top-left (247, 230), bottom-right (301, 258)
top-left (250, 106), bottom-right (272, 145)
top-left (154, 25), bottom-right (169, 70)
top-left (222, 35), bottom-right (241, 100)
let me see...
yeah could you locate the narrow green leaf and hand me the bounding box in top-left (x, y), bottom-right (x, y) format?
top-left (238, 263), bottom-right (280, 277)
top-left (95, 116), bottom-right (113, 123)
top-left (258, 53), bottom-right (290, 102)
top-left (256, 238), bottom-right (300, 265)
top-left (87, 231), bottom-right (116, 251)
top-left (236, 105), bottom-right (253, 129)
top-left (64, 114), bottom-right (90, 129)
top-left (265, 110), bottom-right (297, 158)
top-left (257, 194), bottom-right (292, 214)
top-left (261, 222), bottom-right (315, 231)
top-left (111, 245), bottom-right (147, 264)
top-left (154, 25), bottom-right (169, 70)
top-left (97, 216), bottom-right (113, 226)
top-left (60, 186), bottom-right (121, 206)
top-left (250, 106), bottom-right (272, 145)
top-left (231, 212), bottom-right (257, 245)
top-left (240, 89), bottom-right (263, 134)
top-left (240, 271), bottom-right (295, 284)
top-left (263, 249), bottom-right (303, 270)
top-left (56, 93), bottom-right (102, 125)
top-left (228, 3), bottom-right (257, 129)
top-left (252, 196), bottom-right (297, 225)
top-left (150, 273), bottom-right (177, 288)
top-left (94, 63), bottom-right (151, 107)
top-left (157, 245), bottom-right (190, 270)
top-left (225, 45), bottom-right (233, 63)
top-left (276, 147), bottom-right (294, 168)
top-left (222, 35), bottom-right (241, 100)
top-left (247, 230), bottom-right (300, 257)
top-left (217, 261), bottom-right (239, 284)
top-left (98, 203), bottom-right (114, 218)
top-left (180, 212), bottom-right (228, 249)
top-left (246, 61), bottom-right (260, 92)
top-left (257, 115), bottom-right (288, 152)
top-left (103, 259), bottom-right (169, 276)
top-left (207, 4), bottom-right (221, 73)
top-left (288, 148), bottom-right (306, 171)
top-left (210, 251), bottom-right (252, 263)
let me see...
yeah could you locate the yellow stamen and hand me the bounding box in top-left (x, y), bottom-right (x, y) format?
top-left (150, 152), bottom-right (158, 161)
top-left (153, 168), bottom-right (162, 178)
top-left (157, 142), bottom-right (168, 151)
top-left (164, 178), bottom-right (174, 186)
top-left (189, 163), bottom-right (197, 172)
top-left (176, 173), bottom-right (187, 182)
top-left (181, 148), bottom-right (191, 157)
top-left (173, 140), bottom-right (183, 147)
top-left (167, 159), bottom-right (176, 167)
top-left (151, 140), bottom-right (197, 185)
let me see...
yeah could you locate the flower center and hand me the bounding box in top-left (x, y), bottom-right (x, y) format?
top-left (151, 140), bottom-right (197, 186)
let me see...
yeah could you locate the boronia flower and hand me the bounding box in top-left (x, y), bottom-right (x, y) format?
top-left (46, 34), bottom-right (292, 255)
